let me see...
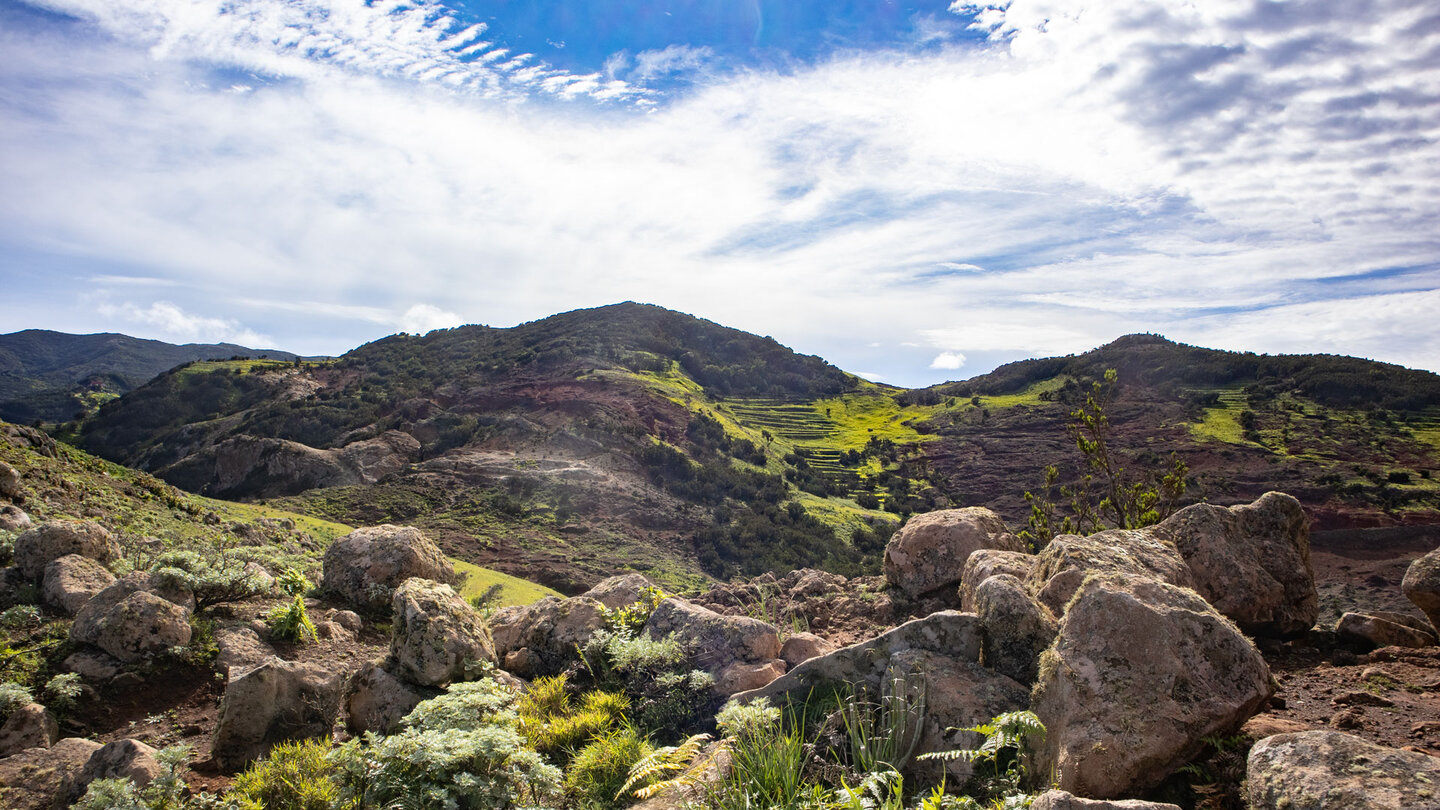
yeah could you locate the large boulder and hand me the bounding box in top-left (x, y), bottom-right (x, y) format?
top-left (1246, 730), bottom-right (1440, 809)
top-left (1153, 492), bottom-right (1316, 635)
top-left (214, 626), bottom-right (280, 677)
top-left (490, 595), bottom-right (608, 678)
top-left (41, 555), bottom-right (115, 616)
top-left (1026, 530), bottom-right (1193, 617)
top-left (0, 703), bottom-right (58, 757)
top-left (321, 525), bottom-right (457, 611)
top-left (344, 664), bottom-right (439, 735)
top-left (390, 578), bottom-right (495, 687)
top-left (779, 632), bottom-right (835, 667)
top-left (71, 573), bottom-right (192, 662)
top-left (0, 505), bottom-right (30, 532)
top-left (974, 574), bottom-right (1058, 685)
top-left (1031, 792), bottom-right (1181, 810)
top-left (884, 508), bottom-right (1025, 598)
top-left (643, 597), bottom-right (781, 675)
top-left (581, 573), bottom-right (658, 609)
top-left (212, 660), bottom-right (346, 771)
top-left (12, 521), bottom-right (120, 580)
top-left (1031, 575), bottom-right (1272, 798)
top-left (1334, 611), bottom-right (1437, 649)
top-left (65, 738), bottom-right (163, 804)
top-left (959, 549), bottom-right (1035, 612)
top-left (1402, 545), bottom-right (1440, 634)
top-left (0, 737), bottom-right (103, 810)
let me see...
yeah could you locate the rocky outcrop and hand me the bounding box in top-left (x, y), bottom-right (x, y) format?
top-left (1335, 611), bottom-right (1438, 649)
top-left (1026, 530), bottom-right (1194, 617)
top-left (491, 595), bottom-right (608, 678)
top-left (215, 626), bottom-right (280, 676)
top-left (959, 549), bottom-right (1035, 612)
top-left (345, 664), bottom-right (439, 735)
top-left (581, 573), bottom-right (657, 609)
top-left (974, 574), bottom-right (1058, 685)
top-left (321, 524), bottom-right (457, 612)
top-left (12, 520), bottom-right (120, 580)
top-left (71, 573), bottom-right (192, 662)
top-left (1402, 545), bottom-right (1440, 634)
top-left (0, 703), bottom-right (58, 757)
top-left (338, 431), bottom-right (422, 484)
top-left (390, 578), bottom-right (495, 687)
top-left (212, 660), bottom-right (346, 771)
top-left (1246, 730), bottom-right (1440, 809)
top-left (884, 508), bottom-right (1025, 598)
top-left (165, 431), bottom-right (420, 499)
top-left (1031, 575), bottom-right (1272, 798)
top-left (1030, 792), bottom-right (1181, 810)
top-left (0, 423), bottom-right (58, 458)
top-left (643, 598), bottom-right (782, 677)
top-left (0, 737), bottom-right (102, 810)
top-left (41, 554), bottom-right (115, 616)
top-left (1153, 492), bottom-right (1316, 635)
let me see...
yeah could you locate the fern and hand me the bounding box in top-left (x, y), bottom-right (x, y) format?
top-left (918, 710), bottom-right (1045, 795)
top-left (618, 732), bottom-right (717, 800)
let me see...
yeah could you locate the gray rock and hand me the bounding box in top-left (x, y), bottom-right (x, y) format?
top-left (344, 664), bottom-right (439, 735)
top-left (0, 703), bottom-right (58, 757)
top-left (1402, 545), bottom-right (1440, 634)
top-left (1030, 791), bottom-right (1181, 810)
top-left (491, 595), bottom-right (608, 678)
top-left (212, 660), bottom-right (346, 771)
top-left (1335, 611), bottom-right (1437, 649)
top-left (884, 507), bottom-right (1025, 598)
top-left (1247, 730), bottom-right (1440, 809)
top-left (0, 505), bottom-right (30, 531)
top-left (390, 578), bottom-right (495, 687)
top-left (1026, 529), bottom-right (1194, 618)
top-left (0, 461), bottom-right (20, 500)
top-left (1031, 575), bottom-right (1272, 798)
top-left (974, 574), bottom-right (1058, 684)
top-left (959, 548), bottom-right (1035, 612)
top-left (332, 609), bottom-right (363, 633)
top-left (65, 738), bottom-right (162, 804)
top-left (644, 597), bottom-right (781, 675)
top-left (13, 521), bottom-right (121, 580)
top-left (321, 525), bottom-right (457, 611)
top-left (72, 574), bottom-right (192, 662)
top-left (581, 573), bottom-right (658, 609)
top-left (215, 625), bottom-right (279, 677)
top-left (62, 650), bottom-right (122, 682)
top-left (41, 554), bottom-right (115, 616)
top-left (0, 737), bottom-right (102, 810)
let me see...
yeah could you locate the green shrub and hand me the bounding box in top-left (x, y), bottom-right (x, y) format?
top-left (517, 674), bottom-right (629, 762)
top-left (711, 701), bottom-right (814, 810)
top-left (230, 737), bottom-right (348, 810)
top-left (43, 672), bottom-right (82, 712)
top-left (838, 671), bottom-right (927, 774)
top-left (275, 567), bottom-right (312, 598)
top-left (579, 629), bottom-right (719, 739)
top-left (0, 680), bottom-right (34, 724)
top-left (74, 744), bottom-right (195, 810)
top-left (266, 596), bottom-right (317, 643)
top-left (564, 726), bottom-right (654, 810)
top-left (149, 550), bottom-right (269, 611)
top-left (601, 586), bottom-right (666, 635)
top-left (0, 604), bottom-right (41, 630)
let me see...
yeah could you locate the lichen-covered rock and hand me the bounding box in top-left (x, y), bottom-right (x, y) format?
top-left (390, 578), bottom-right (495, 687)
top-left (959, 549), bottom-right (1035, 612)
top-left (212, 660), bottom-right (346, 771)
top-left (13, 520), bottom-right (120, 580)
top-left (0, 737), bottom-right (102, 810)
top-left (1335, 611), bottom-right (1437, 649)
top-left (1031, 575), bottom-right (1272, 798)
top-left (1153, 492), bottom-right (1317, 635)
top-left (1026, 530), bottom-right (1194, 617)
top-left (974, 574), bottom-right (1057, 684)
top-left (215, 626), bottom-right (279, 677)
top-left (0, 461), bottom-right (21, 500)
top-left (321, 524), bottom-right (457, 611)
top-left (644, 597), bottom-right (781, 674)
top-left (582, 573), bottom-right (658, 609)
top-left (1030, 791), bottom-right (1181, 810)
top-left (65, 738), bottom-right (162, 803)
top-left (1402, 545), bottom-right (1440, 634)
top-left (1246, 730), bottom-right (1440, 809)
top-left (779, 632), bottom-right (835, 667)
top-left (491, 595), bottom-right (607, 679)
top-left (885, 508), bottom-right (1024, 598)
top-left (345, 664), bottom-right (439, 735)
top-left (0, 505), bottom-right (30, 531)
top-left (72, 574), bottom-right (192, 662)
top-left (62, 650), bottom-right (121, 682)
top-left (41, 554), bottom-right (115, 616)
top-left (0, 703), bottom-right (58, 757)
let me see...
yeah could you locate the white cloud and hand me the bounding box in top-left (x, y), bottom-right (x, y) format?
top-left (95, 300), bottom-right (269, 346)
top-left (929, 352), bottom-right (967, 370)
top-left (628, 45), bottom-right (714, 82)
top-left (854, 371), bottom-right (886, 382)
top-left (398, 304), bottom-right (464, 334)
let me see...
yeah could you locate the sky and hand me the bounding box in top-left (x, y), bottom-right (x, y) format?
top-left (1, 0), bottom-right (1438, 388)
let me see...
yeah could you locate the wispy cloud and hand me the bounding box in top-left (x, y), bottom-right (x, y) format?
top-left (94, 300), bottom-right (269, 346)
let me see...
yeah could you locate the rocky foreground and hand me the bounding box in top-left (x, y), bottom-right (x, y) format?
top-left (1, 464), bottom-right (1439, 807)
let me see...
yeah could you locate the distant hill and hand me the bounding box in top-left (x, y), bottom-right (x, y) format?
top-left (0, 330), bottom-right (299, 424)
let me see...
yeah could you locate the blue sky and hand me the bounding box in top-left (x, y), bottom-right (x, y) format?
top-left (1, 0), bottom-right (1438, 387)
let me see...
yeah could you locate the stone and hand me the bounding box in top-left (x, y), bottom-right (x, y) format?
top-left (1152, 492), bottom-right (1317, 635)
top-left (1335, 611), bottom-right (1437, 649)
top-left (0, 461), bottom-right (20, 500)
top-left (1247, 730), bottom-right (1440, 809)
top-left (643, 597), bottom-right (781, 675)
top-left (1030, 791), bottom-right (1182, 810)
top-left (715, 660), bottom-right (787, 696)
top-left (1329, 707), bottom-right (1365, 729)
top-left (212, 660), bottom-right (346, 771)
top-left (65, 738), bottom-right (162, 803)
top-left (321, 524), bottom-right (457, 611)
top-left (581, 573), bottom-right (658, 609)
top-left (41, 555), bottom-right (115, 616)
top-left (491, 595), bottom-right (609, 678)
top-left (1026, 530), bottom-right (1194, 618)
top-left (974, 573), bottom-right (1058, 685)
top-left (332, 610), bottom-right (363, 633)
top-left (0, 505), bottom-right (30, 531)
top-left (884, 507), bottom-right (1025, 598)
top-left (215, 626), bottom-right (279, 677)
top-left (1402, 545), bottom-right (1440, 634)
top-left (0, 703), bottom-right (58, 757)
top-left (1031, 575), bottom-right (1272, 798)
top-left (959, 549), bottom-right (1035, 612)
top-left (315, 620), bottom-right (351, 641)
top-left (62, 650), bottom-right (122, 682)
top-left (344, 664), bottom-right (439, 735)
top-left (390, 578), bottom-right (495, 687)
top-left (0, 737), bottom-right (102, 810)
top-left (1240, 714), bottom-right (1312, 740)
top-left (779, 632), bottom-right (835, 667)
top-left (12, 521), bottom-right (120, 580)
top-left (71, 576), bottom-right (192, 662)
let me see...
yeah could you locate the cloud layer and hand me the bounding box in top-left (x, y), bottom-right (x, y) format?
top-left (1, 0), bottom-right (1437, 385)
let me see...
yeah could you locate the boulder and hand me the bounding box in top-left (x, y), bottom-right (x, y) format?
top-left (643, 597), bottom-right (781, 675)
top-left (1031, 575), bottom-right (1272, 798)
top-left (1030, 791), bottom-right (1181, 810)
top-left (41, 555), bottom-right (115, 616)
top-left (974, 574), bottom-right (1058, 685)
top-left (0, 703), bottom-right (58, 757)
top-left (72, 574), bottom-right (192, 662)
top-left (390, 578), bottom-right (495, 687)
top-left (345, 664), bottom-right (439, 735)
top-left (1335, 611), bottom-right (1437, 650)
top-left (1247, 730), bottom-right (1440, 809)
top-left (1153, 492), bottom-right (1317, 635)
top-left (1026, 530), bottom-right (1194, 618)
top-left (1402, 545), bottom-right (1440, 634)
top-left (321, 524), bottom-right (457, 611)
top-left (13, 521), bottom-right (120, 580)
top-left (0, 737), bottom-right (103, 810)
top-left (490, 595), bottom-right (608, 679)
top-left (212, 660), bottom-right (346, 771)
top-left (215, 626), bottom-right (279, 677)
top-left (65, 738), bottom-right (162, 803)
top-left (0, 461), bottom-right (20, 500)
top-left (0, 505), bottom-right (29, 531)
top-left (715, 660), bottom-right (787, 696)
top-left (884, 508), bottom-right (1025, 598)
top-left (331, 610), bottom-right (363, 633)
top-left (959, 549), bottom-right (1036, 612)
top-left (779, 632), bottom-right (835, 667)
top-left (582, 573), bottom-right (658, 609)
top-left (62, 651), bottom-right (121, 682)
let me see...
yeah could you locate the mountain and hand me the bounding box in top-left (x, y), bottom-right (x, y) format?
top-left (66, 306), bottom-right (1440, 591)
top-left (0, 329), bottom-right (300, 424)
